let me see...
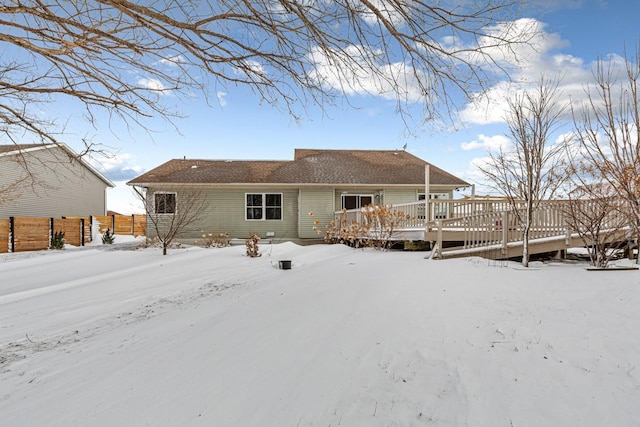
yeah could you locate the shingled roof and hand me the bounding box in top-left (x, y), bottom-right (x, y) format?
top-left (128, 149), bottom-right (469, 187)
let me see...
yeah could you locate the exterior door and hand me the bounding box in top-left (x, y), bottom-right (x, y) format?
top-left (341, 194), bottom-right (373, 210)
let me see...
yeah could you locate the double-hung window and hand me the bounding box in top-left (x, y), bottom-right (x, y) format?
top-left (154, 192), bottom-right (176, 214)
top-left (246, 193), bottom-right (282, 220)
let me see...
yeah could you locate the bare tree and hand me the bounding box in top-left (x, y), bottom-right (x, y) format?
top-left (572, 45), bottom-right (640, 263)
top-left (1, 0), bottom-right (531, 151)
top-left (133, 186), bottom-right (206, 255)
top-left (564, 191), bottom-right (630, 268)
top-left (478, 77), bottom-right (567, 267)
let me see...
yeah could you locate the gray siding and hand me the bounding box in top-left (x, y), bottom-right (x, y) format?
top-left (0, 147), bottom-right (109, 218)
top-left (298, 188), bottom-right (335, 239)
top-left (382, 189), bottom-right (420, 205)
top-left (141, 184), bottom-right (457, 243)
top-left (145, 186), bottom-right (299, 242)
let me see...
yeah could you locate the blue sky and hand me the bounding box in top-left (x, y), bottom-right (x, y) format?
top-left (73, 0), bottom-right (640, 213)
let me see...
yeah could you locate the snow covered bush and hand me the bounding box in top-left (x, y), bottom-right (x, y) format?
top-left (245, 233), bottom-right (261, 257)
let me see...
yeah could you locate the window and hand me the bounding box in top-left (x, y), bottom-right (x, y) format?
top-left (341, 194), bottom-right (373, 210)
top-left (154, 192), bottom-right (176, 214)
top-left (246, 193), bottom-right (282, 220)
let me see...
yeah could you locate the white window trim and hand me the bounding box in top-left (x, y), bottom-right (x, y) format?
top-left (341, 193), bottom-right (374, 210)
top-left (245, 192), bottom-right (283, 221)
top-left (153, 191), bottom-right (177, 215)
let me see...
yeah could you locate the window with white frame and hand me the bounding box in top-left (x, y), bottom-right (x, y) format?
top-left (246, 193), bottom-right (282, 220)
top-left (341, 194), bottom-right (373, 210)
top-left (154, 192), bottom-right (176, 214)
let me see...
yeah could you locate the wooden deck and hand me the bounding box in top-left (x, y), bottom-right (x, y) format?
top-left (335, 198), bottom-right (633, 260)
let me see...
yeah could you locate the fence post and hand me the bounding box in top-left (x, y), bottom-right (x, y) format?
top-left (111, 215), bottom-right (115, 233)
top-left (80, 218), bottom-right (85, 247)
top-left (131, 214), bottom-right (134, 235)
top-left (9, 217), bottom-right (14, 253)
top-left (49, 217), bottom-right (54, 249)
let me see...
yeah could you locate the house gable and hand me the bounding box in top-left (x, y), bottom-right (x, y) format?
top-left (0, 143), bottom-right (114, 217)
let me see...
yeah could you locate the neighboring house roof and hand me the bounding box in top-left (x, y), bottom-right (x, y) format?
top-left (0, 143), bottom-right (115, 187)
top-left (128, 149), bottom-right (470, 188)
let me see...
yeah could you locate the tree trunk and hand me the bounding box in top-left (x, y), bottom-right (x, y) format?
top-left (522, 203), bottom-right (532, 267)
top-left (522, 225), bottom-right (530, 268)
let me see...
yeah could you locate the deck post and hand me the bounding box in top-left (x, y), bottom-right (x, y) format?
top-left (436, 219), bottom-right (443, 259)
top-left (501, 210), bottom-right (508, 255)
top-left (425, 164), bottom-right (430, 223)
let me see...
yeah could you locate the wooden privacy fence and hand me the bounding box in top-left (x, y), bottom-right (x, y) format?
top-left (0, 214), bottom-right (146, 254)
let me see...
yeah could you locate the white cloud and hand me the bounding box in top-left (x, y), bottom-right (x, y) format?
top-left (233, 60), bottom-right (266, 78)
top-left (159, 55), bottom-right (186, 67)
top-left (457, 18), bottom-right (630, 127)
top-left (217, 91), bottom-right (227, 107)
top-left (138, 78), bottom-right (170, 94)
top-left (308, 45), bottom-right (427, 102)
top-left (352, 0), bottom-right (406, 26)
top-left (461, 134), bottom-right (511, 151)
top-left (88, 153), bottom-right (144, 182)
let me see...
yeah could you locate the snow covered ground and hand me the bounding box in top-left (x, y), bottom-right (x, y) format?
top-left (1, 238), bottom-right (639, 426)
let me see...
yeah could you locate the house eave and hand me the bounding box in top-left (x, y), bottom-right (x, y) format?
top-left (127, 181), bottom-right (469, 189)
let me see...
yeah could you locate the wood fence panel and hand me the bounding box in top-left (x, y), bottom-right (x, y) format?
top-left (0, 214), bottom-right (146, 255)
top-left (13, 217), bottom-right (50, 252)
top-left (84, 220), bottom-right (92, 244)
top-left (53, 218), bottom-right (82, 247)
top-left (133, 214), bottom-right (146, 236)
top-left (0, 219), bottom-right (9, 253)
top-left (62, 216), bottom-right (91, 244)
top-left (93, 215), bottom-right (113, 233)
top-left (113, 215), bottom-right (132, 234)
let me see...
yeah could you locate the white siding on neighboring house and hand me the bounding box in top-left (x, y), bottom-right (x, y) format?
top-left (0, 145), bottom-right (113, 218)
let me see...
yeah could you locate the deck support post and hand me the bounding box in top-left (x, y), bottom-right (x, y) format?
top-left (425, 164), bottom-right (430, 224)
top-left (436, 220), bottom-right (443, 259)
top-left (501, 210), bottom-right (508, 255)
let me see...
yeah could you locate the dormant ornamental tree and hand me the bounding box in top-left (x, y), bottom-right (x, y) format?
top-left (572, 46), bottom-right (640, 262)
top-left (1, 0), bottom-right (531, 149)
top-left (478, 77), bottom-right (567, 267)
top-left (133, 186), bottom-right (205, 255)
top-left (562, 169), bottom-right (629, 268)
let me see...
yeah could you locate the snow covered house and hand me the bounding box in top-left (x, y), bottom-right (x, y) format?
top-left (0, 144), bottom-right (114, 218)
top-left (127, 148), bottom-right (470, 244)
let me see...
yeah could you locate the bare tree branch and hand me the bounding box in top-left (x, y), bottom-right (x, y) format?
top-left (1, 0), bottom-right (530, 147)
top-left (571, 43), bottom-right (640, 262)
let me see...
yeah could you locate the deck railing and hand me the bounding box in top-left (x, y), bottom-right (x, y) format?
top-left (335, 197), bottom-right (633, 256)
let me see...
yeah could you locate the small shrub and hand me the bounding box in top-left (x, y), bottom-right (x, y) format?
top-left (101, 228), bottom-right (115, 244)
top-left (137, 237), bottom-right (183, 250)
top-left (245, 233), bottom-right (261, 257)
top-left (311, 205), bottom-right (413, 250)
top-left (200, 231), bottom-right (230, 248)
top-left (50, 230), bottom-right (65, 250)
